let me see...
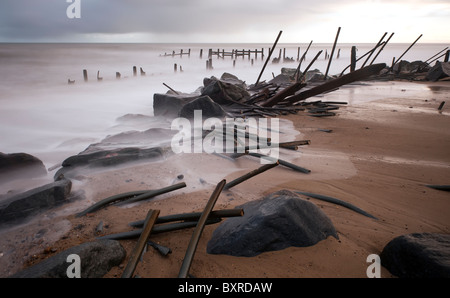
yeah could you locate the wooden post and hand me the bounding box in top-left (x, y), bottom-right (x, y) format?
top-left (133, 66), bottom-right (137, 76)
top-left (297, 47), bottom-right (300, 61)
top-left (83, 69), bottom-right (88, 82)
top-left (200, 49), bottom-right (203, 59)
top-left (324, 26), bottom-right (341, 79)
top-left (438, 101), bottom-right (446, 111)
top-left (351, 46), bottom-right (357, 72)
top-left (97, 70), bottom-right (103, 81)
top-left (140, 67), bottom-right (146, 76)
top-left (337, 48), bottom-right (340, 59)
top-left (255, 30), bottom-right (283, 86)
top-left (174, 63), bottom-right (177, 72)
top-left (233, 60), bottom-right (236, 68)
top-left (116, 72), bottom-right (121, 79)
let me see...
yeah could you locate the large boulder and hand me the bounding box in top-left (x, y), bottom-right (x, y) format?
top-left (207, 190), bottom-right (338, 257)
top-left (153, 91), bottom-right (199, 118)
top-left (179, 95), bottom-right (227, 119)
top-left (0, 152), bottom-right (47, 184)
top-left (380, 233), bottom-right (450, 278)
top-left (10, 240), bottom-right (126, 278)
top-left (0, 178), bottom-right (72, 226)
top-left (201, 76), bottom-right (250, 105)
top-left (426, 62), bottom-right (450, 82)
top-left (393, 60), bottom-right (429, 74)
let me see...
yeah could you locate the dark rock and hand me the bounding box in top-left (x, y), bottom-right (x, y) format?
top-left (0, 152), bottom-right (47, 184)
top-left (153, 91), bottom-right (199, 118)
top-left (393, 60), bottom-right (429, 74)
top-left (305, 69), bottom-right (325, 82)
top-left (201, 76), bottom-right (250, 105)
top-left (0, 179), bottom-right (72, 226)
top-left (427, 62), bottom-right (450, 82)
top-left (179, 95), bottom-right (227, 119)
top-left (86, 128), bottom-right (176, 152)
top-left (219, 73), bottom-right (247, 89)
top-left (10, 240), bottom-right (126, 278)
top-left (281, 67), bottom-right (299, 79)
top-left (55, 147), bottom-right (165, 179)
top-left (380, 233), bottom-right (450, 278)
top-left (207, 190), bottom-right (338, 257)
top-left (269, 74), bottom-right (292, 86)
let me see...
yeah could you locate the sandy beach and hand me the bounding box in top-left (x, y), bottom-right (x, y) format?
top-left (1, 79), bottom-right (449, 278)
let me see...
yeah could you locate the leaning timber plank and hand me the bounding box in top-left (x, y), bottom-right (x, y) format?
top-left (260, 82), bottom-right (307, 107)
top-left (121, 209), bottom-right (160, 278)
top-left (178, 179), bottom-right (227, 278)
top-left (287, 63), bottom-right (386, 105)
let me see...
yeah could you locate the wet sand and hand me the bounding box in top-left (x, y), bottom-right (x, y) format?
top-left (1, 80), bottom-right (449, 278)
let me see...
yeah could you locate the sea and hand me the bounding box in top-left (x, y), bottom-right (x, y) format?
top-left (0, 42), bottom-right (448, 174)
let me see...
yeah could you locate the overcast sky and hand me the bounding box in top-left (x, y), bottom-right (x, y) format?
top-left (0, 0), bottom-right (449, 43)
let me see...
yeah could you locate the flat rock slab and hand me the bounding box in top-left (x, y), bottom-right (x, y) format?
top-left (54, 146), bottom-right (166, 179)
top-left (0, 179), bottom-right (72, 226)
top-left (207, 190), bottom-right (338, 257)
top-left (10, 240), bottom-right (126, 278)
top-left (380, 233), bottom-right (450, 278)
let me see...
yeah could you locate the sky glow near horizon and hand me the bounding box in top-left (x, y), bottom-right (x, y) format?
top-left (0, 0), bottom-right (449, 44)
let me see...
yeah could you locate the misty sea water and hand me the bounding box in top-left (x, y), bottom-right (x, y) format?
top-left (0, 42), bottom-right (447, 169)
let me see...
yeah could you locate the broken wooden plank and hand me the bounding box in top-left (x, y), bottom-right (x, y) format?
top-left (178, 179), bottom-right (226, 278)
top-left (260, 82), bottom-right (307, 107)
top-left (121, 209), bottom-right (160, 278)
top-left (286, 63), bottom-right (386, 105)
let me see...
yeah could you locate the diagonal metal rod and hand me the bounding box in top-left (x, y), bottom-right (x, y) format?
top-left (255, 31), bottom-right (283, 86)
top-left (370, 32), bottom-right (395, 65)
top-left (178, 179), bottom-right (226, 278)
top-left (324, 27), bottom-right (341, 79)
top-left (390, 34), bottom-right (423, 70)
top-left (361, 32), bottom-right (387, 68)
